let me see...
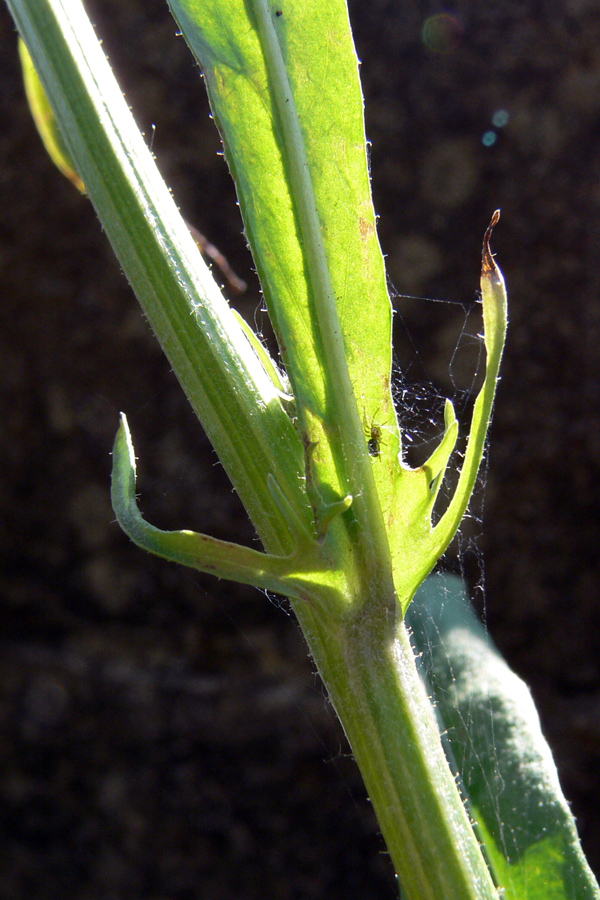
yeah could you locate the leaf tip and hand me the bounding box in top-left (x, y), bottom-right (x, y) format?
top-left (482, 209), bottom-right (501, 278)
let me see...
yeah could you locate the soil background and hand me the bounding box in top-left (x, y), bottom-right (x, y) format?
top-left (1, 1), bottom-right (600, 898)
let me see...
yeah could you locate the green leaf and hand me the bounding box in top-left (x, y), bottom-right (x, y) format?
top-left (166, 0), bottom-right (401, 547)
top-left (163, 0), bottom-right (510, 611)
top-left (408, 574), bottom-right (600, 900)
top-left (111, 414), bottom-right (340, 604)
top-left (387, 214), bottom-right (508, 609)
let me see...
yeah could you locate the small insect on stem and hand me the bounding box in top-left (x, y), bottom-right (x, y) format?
top-left (368, 424), bottom-right (382, 457)
top-left (364, 413), bottom-right (384, 458)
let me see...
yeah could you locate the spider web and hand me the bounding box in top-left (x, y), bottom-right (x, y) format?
top-left (391, 287), bottom-right (488, 572)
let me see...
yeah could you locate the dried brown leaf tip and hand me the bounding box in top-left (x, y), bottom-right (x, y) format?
top-left (482, 209), bottom-right (501, 277)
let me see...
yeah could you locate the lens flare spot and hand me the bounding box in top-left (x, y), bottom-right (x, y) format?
top-left (492, 109), bottom-right (510, 128)
top-left (422, 14), bottom-right (463, 53)
top-left (482, 130), bottom-right (497, 147)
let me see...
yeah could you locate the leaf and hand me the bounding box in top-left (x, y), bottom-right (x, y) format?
top-left (166, 0), bottom-right (401, 524)
top-left (388, 214), bottom-right (508, 609)
top-left (408, 574), bottom-right (600, 900)
top-left (111, 414), bottom-right (336, 603)
top-left (19, 37), bottom-right (85, 192)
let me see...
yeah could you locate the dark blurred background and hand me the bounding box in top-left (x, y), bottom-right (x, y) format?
top-left (1, 1), bottom-right (599, 897)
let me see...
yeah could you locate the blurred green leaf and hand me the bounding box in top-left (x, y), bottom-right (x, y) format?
top-left (409, 574), bottom-right (600, 900)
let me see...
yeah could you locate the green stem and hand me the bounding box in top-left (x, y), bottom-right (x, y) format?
top-left (298, 597), bottom-right (500, 900)
top-left (8, 0), bottom-right (309, 555)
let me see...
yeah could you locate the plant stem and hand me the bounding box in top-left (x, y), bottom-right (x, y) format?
top-left (7, 0), bottom-right (312, 555)
top-left (10, 2), bottom-right (502, 895)
top-left (295, 595), bottom-right (499, 900)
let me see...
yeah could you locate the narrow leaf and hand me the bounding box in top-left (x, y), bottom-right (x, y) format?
top-left (390, 213), bottom-right (508, 609)
top-left (430, 211), bottom-right (508, 559)
top-left (112, 415), bottom-right (329, 601)
top-left (167, 0), bottom-right (401, 529)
